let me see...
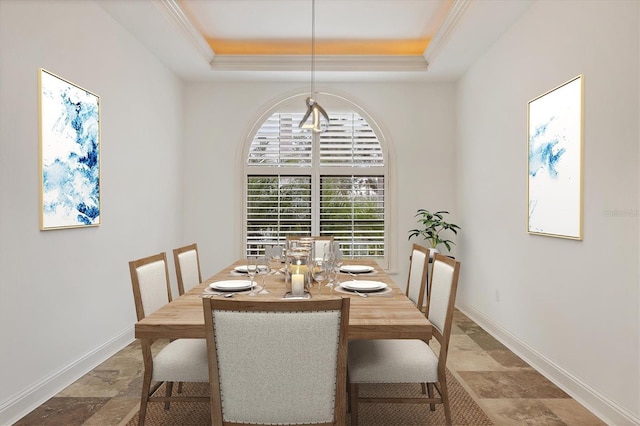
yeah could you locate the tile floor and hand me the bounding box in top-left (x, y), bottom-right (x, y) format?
top-left (13, 310), bottom-right (605, 425)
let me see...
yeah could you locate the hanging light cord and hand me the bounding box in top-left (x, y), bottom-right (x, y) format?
top-left (299, 0), bottom-right (329, 131)
top-left (310, 0), bottom-right (316, 96)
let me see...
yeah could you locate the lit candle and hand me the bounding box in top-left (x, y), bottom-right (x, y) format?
top-left (292, 269), bottom-right (305, 296)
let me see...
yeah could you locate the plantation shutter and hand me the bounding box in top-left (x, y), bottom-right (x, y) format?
top-left (248, 113), bottom-right (312, 167)
top-left (320, 176), bottom-right (385, 258)
top-left (246, 175), bottom-right (312, 253)
top-left (319, 113), bottom-right (383, 166)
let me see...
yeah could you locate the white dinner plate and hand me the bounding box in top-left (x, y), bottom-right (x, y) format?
top-left (210, 280), bottom-right (253, 292)
top-left (340, 280), bottom-right (387, 292)
top-left (340, 265), bottom-right (375, 274)
top-left (234, 265), bottom-right (249, 273)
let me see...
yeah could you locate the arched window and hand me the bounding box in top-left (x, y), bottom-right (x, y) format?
top-left (244, 98), bottom-right (388, 265)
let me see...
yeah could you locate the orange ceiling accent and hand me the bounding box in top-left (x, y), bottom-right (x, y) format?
top-left (207, 38), bottom-right (431, 55)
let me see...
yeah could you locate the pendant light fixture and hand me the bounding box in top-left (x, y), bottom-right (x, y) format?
top-left (299, 0), bottom-right (329, 133)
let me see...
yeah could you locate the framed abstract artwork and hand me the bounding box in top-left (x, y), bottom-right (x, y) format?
top-left (527, 75), bottom-right (583, 240)
top-left (39, 68), bottom-right (100, 230)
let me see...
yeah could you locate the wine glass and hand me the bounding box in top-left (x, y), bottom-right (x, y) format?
top-left (323, 251), bottom-right (336, 289)
top-left (332, 245), bottom-right (343, 287)
top-left (269, 245), bottom-right (283, 272)
top-left (246, 256), bottom-right (258, 296)
top-left (312, 257), bottom-right (327, 295)
top-left (257, 252), bottom-right (270, 294)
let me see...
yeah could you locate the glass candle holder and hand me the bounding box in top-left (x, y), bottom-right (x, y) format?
top-left (285, 250), bottom-right (311, 295)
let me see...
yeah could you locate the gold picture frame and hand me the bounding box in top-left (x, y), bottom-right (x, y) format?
top-left (39, 68), bottom-right (101, 230)
top-left (527, 75), bottom-right (584, 240)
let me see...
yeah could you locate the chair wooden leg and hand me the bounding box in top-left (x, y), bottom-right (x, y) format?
top-left (421, 383), bottom-right (427, 394)
top-left (164, 381), bottom-right (174, 410)
top-left (349, 383), bottom-right (359, 425)
top-left (440, 379), bottom-right (451, 425)
top-left (346, 382), bottom-right (350, 413)
top-left (427, 383), bottom-right (436, 411)
top-left (139, 377), bottom-right (152, 426)
top-left (178, 381), bottom-right (184, 393)
top-left (139, 340), bottom-right (155, 425)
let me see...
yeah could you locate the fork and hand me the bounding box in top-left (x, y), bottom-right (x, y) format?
top-left (200, 292), bottom-right (223, 298)
top-left (353, 290), bottom-right (368, 298)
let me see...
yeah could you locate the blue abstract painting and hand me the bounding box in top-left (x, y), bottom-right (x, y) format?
top-left (527, 75), bottom-right (582, 239)
top-left (40, 69), bottom-right (100, 230)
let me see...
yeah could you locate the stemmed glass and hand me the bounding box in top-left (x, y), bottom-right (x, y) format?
top-left (312, 257), bottom-right (327, 295)
top-left (323, 251), bottom-right (336, 289)
top-left (332, 244), bottom-right (343, 287)
top-left (246, 256), bottom-right (258, 296)
top-left (269, 245), bottom-right (283, 272)
top-left (257, 250), bottom-right (271, 295)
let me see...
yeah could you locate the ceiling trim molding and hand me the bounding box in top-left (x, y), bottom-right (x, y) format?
top-left (423, 0), bottom-right (471, 63)
top-left (210, 55), bottom-right (429, 72)
top-left (152, 0), bottom-right (215, 63)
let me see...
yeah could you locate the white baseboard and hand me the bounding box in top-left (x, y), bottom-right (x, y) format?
top-left (457, 303), bottom-right (640, 426)
top-left (0, 327), bottom-right (134, 426)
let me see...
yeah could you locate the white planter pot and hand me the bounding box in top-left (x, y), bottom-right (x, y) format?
top-left (428, 247), bottom-right (439, 260)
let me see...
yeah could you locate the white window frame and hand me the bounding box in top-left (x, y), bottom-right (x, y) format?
top-left (241, 92), bottom-right (395, 271)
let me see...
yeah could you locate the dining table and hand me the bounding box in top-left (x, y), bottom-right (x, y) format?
top-left (135, 259), bottom-right (432, 342)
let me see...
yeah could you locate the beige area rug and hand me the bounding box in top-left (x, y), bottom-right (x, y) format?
top-left (124, 369), bottom-right (492, 425)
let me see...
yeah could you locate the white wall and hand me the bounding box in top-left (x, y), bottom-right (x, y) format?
top-left (181, 81), bottom-right (458, 283)
top-left (456, 1), bottom-right (639, 424)
top-left (0, 1), bottom-right (184, 423)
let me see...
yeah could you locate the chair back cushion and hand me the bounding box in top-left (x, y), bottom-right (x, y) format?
top-left (177, 249), bottom-right (200, 293)
top-left (211, 307), bottom-right (342, 424)
top-left (136, 260), bottom-right (170, 318)
top-left (427, 258), bottom-right (455, 334)
top-left (407, 247), bottom-right (428, 307)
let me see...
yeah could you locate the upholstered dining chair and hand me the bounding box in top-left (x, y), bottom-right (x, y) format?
top-left (347, 253), bottom-right (461, 425)
top-left (129, 252), bottom-right (209, 426)
top-left (406, 243), bottom-right (431, 313)
top-left (172, 243), bottom-right (202, 295)
top-left (203, 296), bottom-right (350, 426)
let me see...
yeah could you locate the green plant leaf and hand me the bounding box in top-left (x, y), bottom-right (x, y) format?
top-left (407, 209), bottom-right (461, 252)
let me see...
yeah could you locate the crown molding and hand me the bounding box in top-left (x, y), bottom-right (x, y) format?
top-left (423, 0), bottom-right (471, 63)
top-left (154, 0), bottom-right (432, 73)
top-left (210, 55), bottom-right (428, 72)
top-left (152, 0), bottom-right (215, 63)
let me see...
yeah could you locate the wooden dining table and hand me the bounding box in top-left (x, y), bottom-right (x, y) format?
top-left (135, 259), bottom-right (432, 342)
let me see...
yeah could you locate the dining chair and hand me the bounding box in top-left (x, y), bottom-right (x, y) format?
top-left (203, 296), bottom-right (350, 426)
top-left (172, 243), bottom-right (202, 295)
top-left (129, 252), bottom-right (209, 426)
top-left (406, 243), bottom-right (430, 314)
top-left (347, 253), bottom-right (461, 425)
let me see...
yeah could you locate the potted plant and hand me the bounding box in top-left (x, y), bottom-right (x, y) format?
top-left (408, 209), bottom-right (461, 255)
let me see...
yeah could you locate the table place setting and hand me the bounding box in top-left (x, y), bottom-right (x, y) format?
top-left (334, 279), bottom-right (393, 297)
top-left (339, 264), bottom-right (378, 276)
top-left (229, 264), bottom-right (271, 277)
top-left (201, 280), bottom-right (263, 298)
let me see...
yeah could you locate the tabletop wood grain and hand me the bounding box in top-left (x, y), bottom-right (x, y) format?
top-left (135, 259), bottom-right (432, 342)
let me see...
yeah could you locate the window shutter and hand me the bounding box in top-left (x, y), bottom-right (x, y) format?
top-left (320, 176), bottom-right (385, 259)
top-left (248, 114), bottom-right (312, 166)
top-left (246, 175), bottom-right (312, 253)
top-left (320, 113), bottom-right (383, 167)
